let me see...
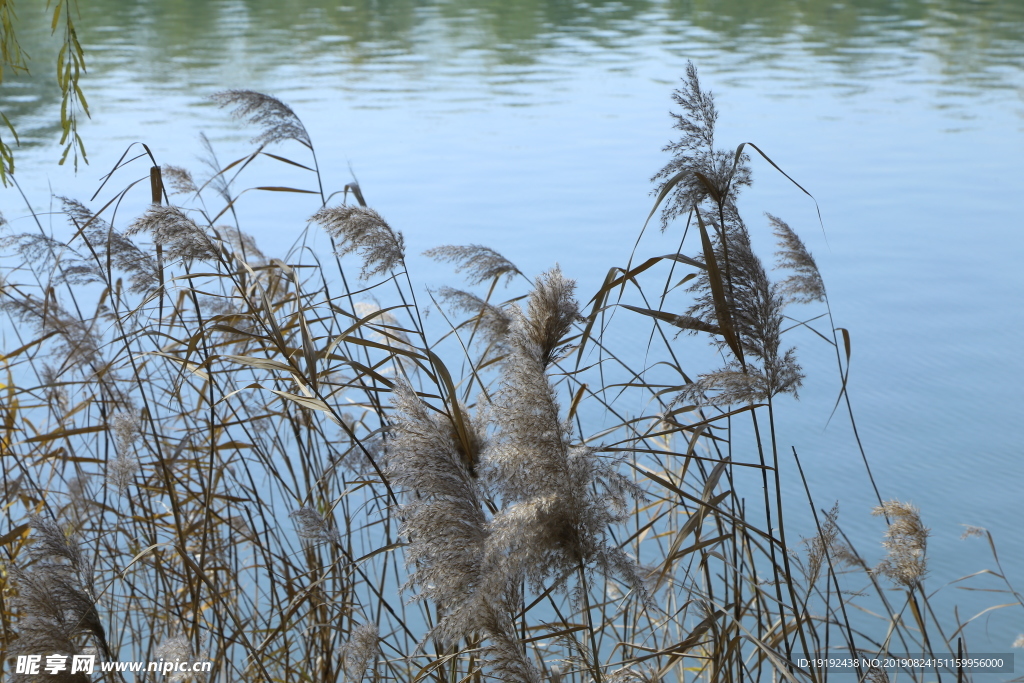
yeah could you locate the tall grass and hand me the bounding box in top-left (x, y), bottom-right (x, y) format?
top-left (0, 63), bottom-right (1019, 683)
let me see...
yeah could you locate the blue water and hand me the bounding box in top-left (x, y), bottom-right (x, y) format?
top-left (3, 0), bottom-right (1023, 666)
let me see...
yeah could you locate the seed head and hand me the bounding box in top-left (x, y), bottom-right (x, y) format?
top-left (871, 500), bottom-right (929, 588)
top-left (312, 205), bottom-right (405, 279)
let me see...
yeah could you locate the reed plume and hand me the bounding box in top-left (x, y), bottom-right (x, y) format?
top-left (288, 507), bottom-right (342, 546)
top-left (677, 210), bottom-right (802, 406)
top-left (770, 213), bottom-right (825, 304)
top-left (486, 268), bottom-right (646, 598)
top-left (6, 517), bottom-right (112, 669)
top-left (337, 623), bottom-right (379, 682)
top-left (518, 266), bottom-right (581, 368)
top-left (871, 500), bottom-right (929, 588)
top-left (388, 380), bottom-right (540, 683)
top-left (211, 90), bottom-right (313, 149)
top-left (802, 502), bottom-right (840, 587)
top-left (0, 287), bottom-right (105, 368)
top-left (161, 165), bottom-right (199, 195)
top-left (154, 633), bottom-right (208, 682)
top-left (312, 205), bottom-right (405, 279)
top-left (424, 244), bottom-right (523, 286)
top-left (126, 205), bottom-right (219, 264)
top-left (106, 410), bottom-right (141, 495)
top-left (387, 379), bottom-right (489, 644)
top-left (650, 61), bottom-right (751, 231)
top-left (435, 286), bottom-right (513, 351)
top-left (0, 198), bottom-right (159, 295)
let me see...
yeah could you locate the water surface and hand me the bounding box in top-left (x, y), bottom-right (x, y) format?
top-left (3, 0), bottom-right (1023, 661)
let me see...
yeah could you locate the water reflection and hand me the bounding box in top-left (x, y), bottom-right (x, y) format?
top-left (3, 0), bottom-right (1023, 148)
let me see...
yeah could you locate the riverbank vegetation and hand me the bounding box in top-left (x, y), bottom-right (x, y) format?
top-left (0, 64), bottom-right (1018, 683)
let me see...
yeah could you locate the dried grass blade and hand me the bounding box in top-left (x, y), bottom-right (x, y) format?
top-left (121, 542), bottom-right (169, 578)
top-left (732, 141), bottom-right (826, 239)
top-left (0, 523), bottom-right (28, 547)
top-left (621, 305), bottom-right (721, 335)
top-left (262, 152), bottom-right (315, 172)
top-left (696, 208), bottom-right (744, 361)
top-left (255, 186), bottom-right (319, 194)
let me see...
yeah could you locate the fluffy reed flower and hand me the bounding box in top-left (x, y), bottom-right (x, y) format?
top-left (517, 266), bottom-right (581, 368)
top-left (162, 165), bottom-right (199, 195)
top-left (289, 507), bottom-right (342, 546)
top-left (126, 205), bottom-right (219, 264)
top-left (311, 206), bottom-right (405, 279)
top-left (154, 633), bottom-right (208, 682)
top-left (0, 289), bottom-right (104, 367)
top-left (110, 410), bottom-right (140, 455)
top-left (106, 454), bottom-right (138, 496)
top-left (435, 286), bottom-right (513, 351)
top-left (388, 382), bottom-right (539, 683)
top-left (770, 213), bottom-right (825, 304)
top-left (486, 272), bottom-right (646, 599)
top-left (650, 61), bottom-right (751, 231)
top-left (387, 380), bottom-right (488, 642)
top-left (678, 210), bottom-right (803, 405)
top-left (0, 229), bottom-right (94, 286)
top-left (802, 502), bottom-right (839, 587)
top-left (211, 90), bottom-right (313, 149)
top-left (337, 623), bottom-right (379, 682)
top-left (871, 500), bottom-right (929, 588)
top-left (61, 197), bottom-right (160, 295)
top-left (1013, 635), bottom-right (1024, 649)
top-left (1, 198), bottom-right (159, 295)
top-left (424, 244), bottom-right (522, 286)
top-left (214, 225), bottom-right (265, 265)
top-left (7, 518), bottom-right (112, 667)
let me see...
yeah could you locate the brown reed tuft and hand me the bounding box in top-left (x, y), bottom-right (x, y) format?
top-left (424, 244), bottom-right (523, 286)
top-left (0, 288), bottom-right (105, 368)
top-left (6, 518), bottom-right (112, 667)
top-left (162, 165), bottom-right (199, 196)
top-left (387, 379), bottom-right (489, 643)
top-left (770, 213), bottom-right (826, 304)
top-left (288, 507), bottom-right (342, 546)
top-left (388, 381), bottom-right (540, 683)
top-left (311, 205), bottom-right (405, 279)
top-left (871, 500), bottom-right (929, 588)
top-left (677, 209), bottom-right (803, 405)
top-left (337, 623), bottom-right (380, 683)
top-left (802, 502), bottom-right (839, 587)
top-left (486, 269), bottom-right (646, 600)
top-left (435, 286), bottom-right (513, 351)
top-left (126, 205), bottom-right (220, 264)
top-left (211, 90), bottom-right (313, 149)
top-left (650, 60), bottom-right (751, 231)
top-left (517, 266), bottom-right (581, 368)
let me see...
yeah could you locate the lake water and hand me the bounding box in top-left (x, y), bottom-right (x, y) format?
top-left (3, 0), bottom-right (1023, 666)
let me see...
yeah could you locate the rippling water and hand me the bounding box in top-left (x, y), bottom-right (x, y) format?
top-left (3, 0), bottom-right (1023, 661)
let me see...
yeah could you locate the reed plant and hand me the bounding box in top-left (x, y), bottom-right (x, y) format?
top-left (0, 64), bottom-right (1019, 683)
